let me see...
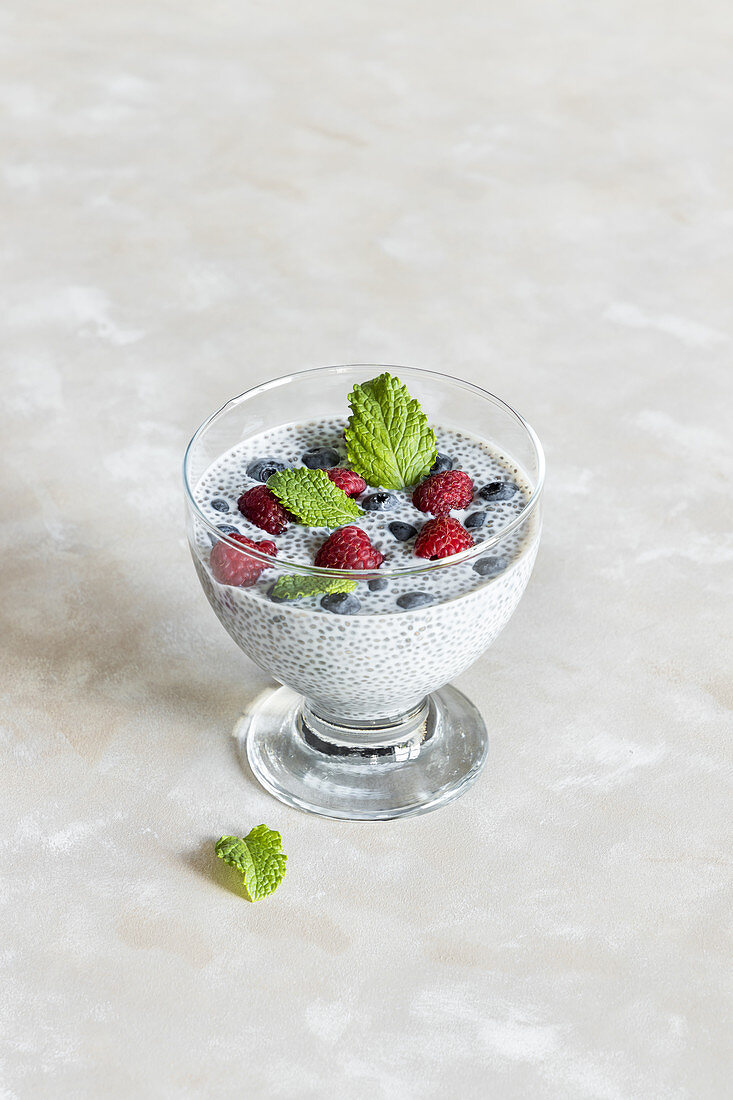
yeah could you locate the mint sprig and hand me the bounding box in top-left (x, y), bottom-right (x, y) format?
top-left (267, 468), bottom-right (363, 527)
top-left (215, 826), bottom-right (287, 902)
top-left (345, 373), bottom-right (437, 490)
top-left (271, 575), bottom-right (358, 601)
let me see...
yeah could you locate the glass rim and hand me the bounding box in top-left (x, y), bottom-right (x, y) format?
top-left (183, 364), bottom-right (545, 578)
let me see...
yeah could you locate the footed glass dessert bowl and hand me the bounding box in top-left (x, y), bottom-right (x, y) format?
top-left (184, 365), bottom-right (544, 819)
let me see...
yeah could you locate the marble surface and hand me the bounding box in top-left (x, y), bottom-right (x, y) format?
top-left (2, 1), bottom-right (732, 1096)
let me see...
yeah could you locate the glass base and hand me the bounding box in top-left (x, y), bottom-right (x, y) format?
top-left (237, 683), bottom-right (489, 820)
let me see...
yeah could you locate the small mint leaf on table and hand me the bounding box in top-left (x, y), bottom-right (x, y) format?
top-left (215, 826), bottom-right (287, 902)
top-left (271, 574), bottom-right (358, 601)
top-left (345, 372), bottom-right (437, 490)
top-left (267, 468), bottom-right (363, 527)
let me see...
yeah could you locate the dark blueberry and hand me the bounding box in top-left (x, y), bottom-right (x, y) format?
top-left (247, 458), bottom-right (286, 483)
top-left (267, 583), bottom-right (288, 604)
top-left (478, 481), bottom-right (518, 502)
top-left (465, 511), bottom-right (488, 530)
top-left (302, 447), bottom-right (340, 470)
top-left (473, 554), bottom-right (509, 577)
top-left (209, 523), bottom-right (239, 545)
top-left (321, 591), bottom-right (361, 615)
top-left (362, 492), bottom-right (398, 512)
top-left (368, 577), bottom-right (388, 592)
top-left (430, 453), bottom-right (454, 475)
top-left (388, 522), bottom-right (417, 542)
top-left (396, 591), bottom-right (435, 610)
top-left (210, 498), bottom-right (230, 513)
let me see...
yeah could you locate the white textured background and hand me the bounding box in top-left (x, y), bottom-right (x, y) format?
top-left (2, 1), bottom-right (732, 1097)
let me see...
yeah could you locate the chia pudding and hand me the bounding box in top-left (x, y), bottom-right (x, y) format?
top-left (190, 418), bottom-right (540, 719)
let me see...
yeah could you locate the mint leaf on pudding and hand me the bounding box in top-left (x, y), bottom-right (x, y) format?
top-left (215, 826), bottom-right (287, 901)
top-left (345, 373), bottom-right (437, 490)
top-left (271, 574), bottom-right (358, 601)
top-left (267, 467), bottom-right (363, 527)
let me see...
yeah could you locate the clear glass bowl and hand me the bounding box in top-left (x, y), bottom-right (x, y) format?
top-left (184, 365), bottom-right (544, 819)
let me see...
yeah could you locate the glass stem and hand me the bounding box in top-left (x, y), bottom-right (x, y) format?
top-left (298, 696), bottom-right (435, 760)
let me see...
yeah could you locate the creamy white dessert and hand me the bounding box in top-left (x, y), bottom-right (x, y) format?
top-left (190, 419), bottom-right (540, 719)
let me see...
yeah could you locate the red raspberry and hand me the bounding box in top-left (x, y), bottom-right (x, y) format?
top-left (237, 485), bottom-right (293, 535)
top-left (326, 468), bottom-right (367, 497)
top-left (315, 526), bottom-right (384, 570)
top-left (412, 470), bottom-right (474, 516)
top-left (414, 517), bottom-right (474, 560)
top-left (210, 533), bottom-right (277, 587)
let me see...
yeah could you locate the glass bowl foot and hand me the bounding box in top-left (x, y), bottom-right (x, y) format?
top-left (237, 683), bottom-right (489, 820)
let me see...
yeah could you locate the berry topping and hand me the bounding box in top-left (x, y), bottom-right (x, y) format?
top-left (321, 591), bottom-right (361, 615)
top-left (465, 511), bottom-right (488, 529)
top-left (315, 526), bottom-right (384, 570)
top-left (302, 447), bottom-right (340, 470)
top-left (414, 517), bottom-right (474, 560)
top-left (210, 533), bottom-right (277, 587)
top-left (478, 481), bottom-right (518, 502)
top-left (388, 522), bottom-right (417, 541)
top-left (210, 498), bottom-right (230, 513)
top-left (412, 470), bottom-right (474, 515)
top-left (247, 458), bottom-right (286, 483)
top-left (430, 453), bottom-right (454, 475)
top-left (473, 554), bottom-right (509, 577)
top-left (397, 592), bottom-right (434, 609)
top-left (238, 485), bottom-right (294, 536)
top-left (362, 492), bottom-right (398, 512)
top-left (325, 468), bottom-right (367, 497)
top-left (368, 577), bottom-right (388, 592)
top-left (216, 524), bottom-right (239, 535)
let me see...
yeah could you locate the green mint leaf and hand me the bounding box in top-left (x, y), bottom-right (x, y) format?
top-left (271, 574), bottom-right (358, 601)
top-left (215, 826), bottom-right (287, 902)
top-left (267, 468), bottom-right (363, 527)
top-left (345, 372), bottom-right (437, 490)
